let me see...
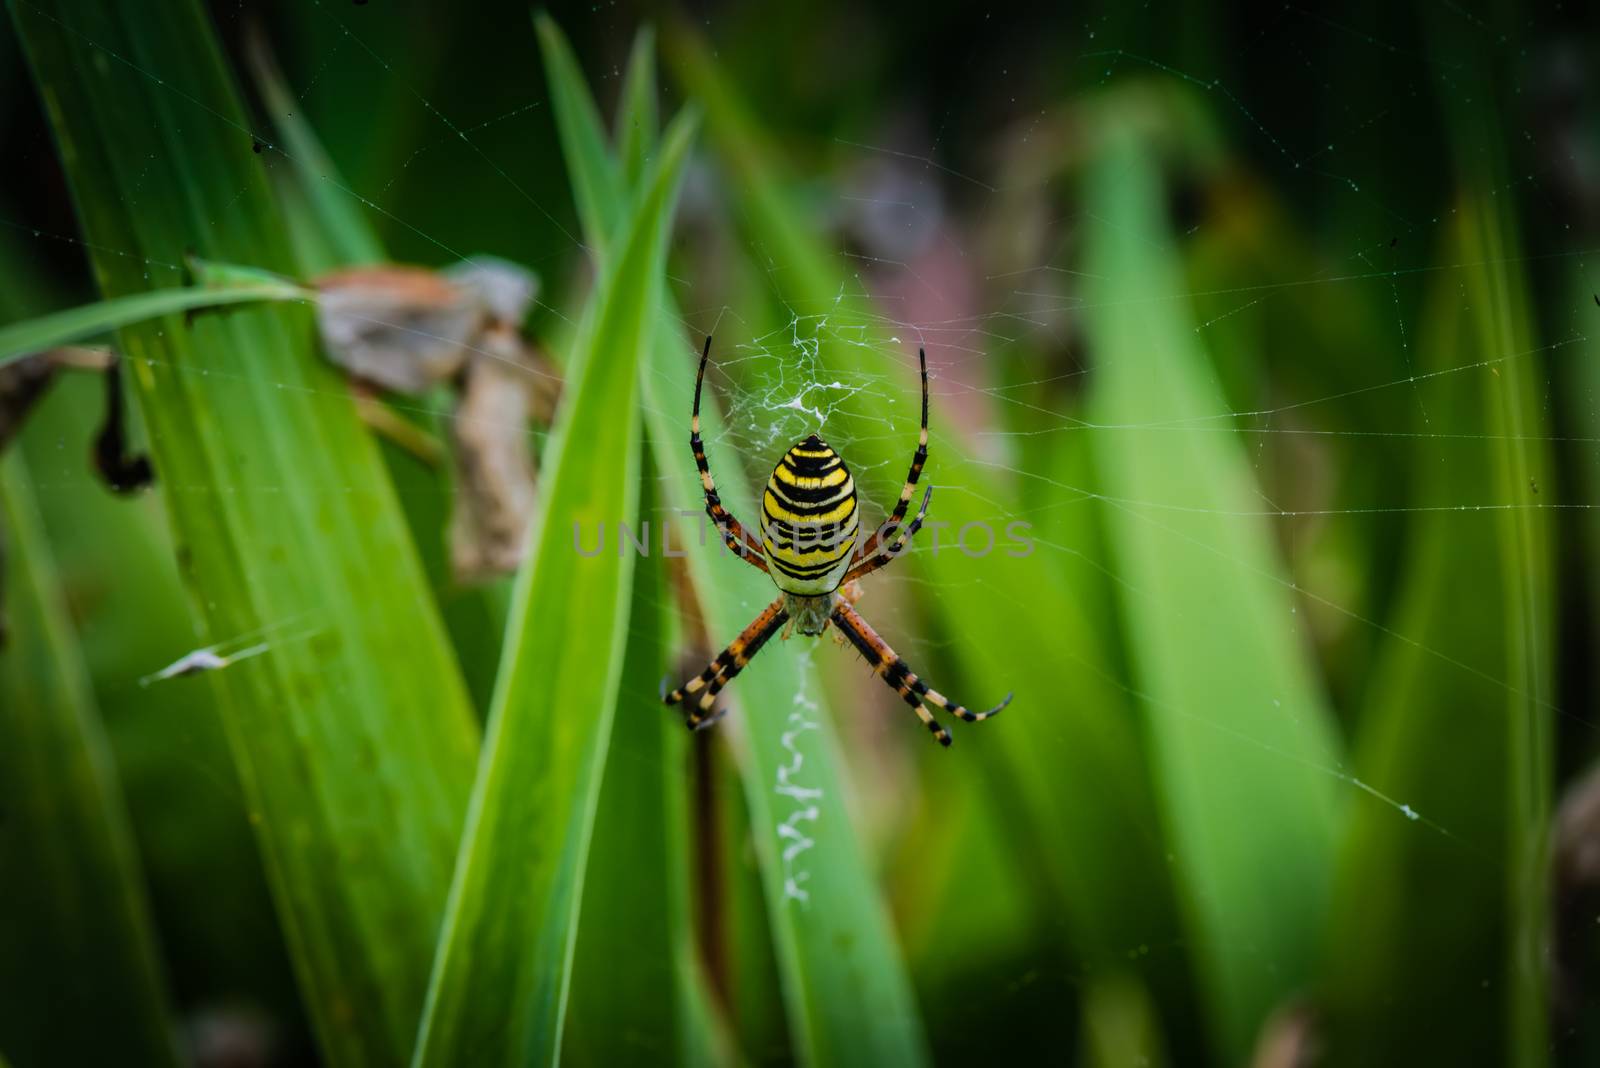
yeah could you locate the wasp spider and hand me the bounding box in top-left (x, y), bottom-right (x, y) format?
top-left (664, 337), bottom-right (1011, 746)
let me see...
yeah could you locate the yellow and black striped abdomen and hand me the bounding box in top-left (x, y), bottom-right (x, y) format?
top-left (761, 434), bottom-right (859, 595)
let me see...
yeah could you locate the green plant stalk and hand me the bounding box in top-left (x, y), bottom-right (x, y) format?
top-left (10, 3), bottom-right (482, 1063)
top-left (411, 107), bottom-right (697, 1067)
top-left (0, 451), bottom-right (178, 1068)
top-left (1082, 116), bottom-right (1342, 1060)
top-left (539, 18), bottom-right (930, 1063)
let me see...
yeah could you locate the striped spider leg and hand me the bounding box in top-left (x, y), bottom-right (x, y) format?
top-left (664, 334), bottom-right (777, 729)
top-left (690, 335), bottom-right (769, 574)
top-left (844, 347), bottom-right (929, 582)
top-left (663, 596), bottom-right (788, 728)
top-left (832, 347), bottom-right (1008, 741)
top-left (831, 599), bottom-right (1011, 747)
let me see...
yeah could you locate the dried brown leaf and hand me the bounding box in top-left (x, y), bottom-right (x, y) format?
top-left (449, 324), bottom-right (541, 582)
top-left (0, 347), bottom-right (113, 451)
top-left (314, 266), bottom-right (481, 393)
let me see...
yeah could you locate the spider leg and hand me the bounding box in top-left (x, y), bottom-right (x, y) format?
top-left (691, 335), bottom-right (769, 574)
top-left (850, 347), bottom-right (928, 568)
top-left (830, 599), bottom-right (1010, 746)
top-left (842, 485), bottom-right (931, 585)
top-left (664, 596), bottom-right (789, 729)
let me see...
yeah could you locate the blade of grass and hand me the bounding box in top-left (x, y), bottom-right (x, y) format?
top-left (16, 374), bottom-right (312, 1042)
top-left (411, 106), bottom-right (697, 1067)
top-left (0, 277), bottom-right (308, 365)
top-left (1319, 218), bottom-right (1532, 1065)
top-left (662, 19), bottom-right (1183, 1021)
top-left (1323, 90), bottom-right (1554, 1066)
top-left (615, 24), bottom-right (658, 186)
top-left (0, 241), bottom-right (309, 1045)
top-left (659, 23), bottom-right (836, 305)
top-left (714, 739), bottom-right (793, 1061)
top-left (540, 19), bottom-right (930, 1063)
top-left (562, 259), bottom-right (745, 1058)
top-left (245, 33), bottom-right (385, 268)
top-left (10, 3), bottom-right (482, 1063)
top-left (1081, 113), bottom-right (1343, 1060)
top-left (562, 474), bottom-right (695, 1064)
top-left (1458, 149), bottom-right (1554, 1068)
top-left (535, 15), bottom-right (625, 262)
top-left (0, 450), bottom-right (177, 1068)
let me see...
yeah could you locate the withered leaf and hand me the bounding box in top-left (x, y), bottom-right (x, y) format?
top-left (314, 266), bottom-right (481, 393)
top-left (315, 258), bottom-right (558, 582)
top-left (314, 257), bottom-right (541, 395)
top-left (444, 256), bottom-right (540, 328)
top-left (449, 323), bottom-right (541, 582)
top-left (0, 347), bottom-right (113, 453)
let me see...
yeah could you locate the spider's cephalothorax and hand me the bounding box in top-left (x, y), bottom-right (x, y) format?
top-left (665, 336), bottom-right (1011, 746)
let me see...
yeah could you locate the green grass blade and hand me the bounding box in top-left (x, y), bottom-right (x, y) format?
top-left (639, 356), bottom-right (933, 1066)
top-left (15, 369), bottom-right (310, 1042)
top-left (713, 745), bottom-right (792, 1060)
top-left (1, 233), bottom-right (308, 1043)
top-left (1320, 208), bottom-right (1548, 1065)
top-left (651, 410), bottom-right (932, 1068)
top-left (661, 22), bottom-right (838, 304)
top-left (0, 278), bottom-right (308, 365)
top-left (10, 3), bottom-right (482, 1063)
top-left (541, 21), bottom-right (930, 1063)
top-left (615, 25), bottom-right (659, 185)
top-left (909, 457), bottom-right (1182, 978)
top-left (412, 107), bottom-right (697, 1068)
top-left (663, 20), bottom-right (1182, 1024)
top-left (0, 451), bottom-right (178, 1068)
top-left (246, 34), bottom-right (385, 267)
top-left (562, 483), bottom-right (696, 1063)
top-left (534, 14), bottom-right (626, 263)
top-left (1081, 118), bottom-right (1343, 1059)
top-left (1323, 98), bottom-right (1554, 1060)
top-left (1457, 158), bottom-right (1554, 1068)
